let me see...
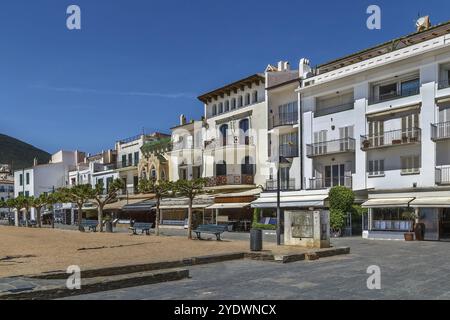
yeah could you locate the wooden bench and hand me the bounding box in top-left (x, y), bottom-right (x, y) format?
top-left (193, 224), bottom-right (228, 241)
top-left (81, 220), bottom-right (99, 232)
top-left (129, 222), bottom-right (153, 235)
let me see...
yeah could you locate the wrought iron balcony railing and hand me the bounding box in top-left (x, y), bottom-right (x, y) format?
top-left (270, 111), bottom-right (298, 129)
top-left (438, 79), bottom-right (450, 90)
top-left (308, 176), bottom-right (352, 190)
top-left (265, 179), bottom-right (296, 191)
top-left (306, 138), bottom-right (355, 158)
top-left (279, 144), bottom-right (299, 158)
top-left (206, 175), bottom-right (255, 187)
top-left (431, 122), bottom-right (450, 141)
top-left (436, 167), bottom-right (450, 185)
top-left (361, 128), bottom-right (421, 150)
top-left (314, 102), bottom-right (354, 118)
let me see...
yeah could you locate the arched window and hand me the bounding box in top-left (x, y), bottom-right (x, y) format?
top-left (224, 100), bottom-right (230, 112)
top-left (245, 93), bottom-right (251, 105)
top-left (241, 156), bottom-right (255, 176)
top-left (238, 96), bottom-right (243, 107)
top-left (212, 104), bottom-right (217, 116)
top-left (150, 166), bottom-right (157, 180)
top-left (218, 102), bottom-right (224, 114)
top-left (239, 119), bottom-right (250, 145)
top-left (219, 124), bottom-right (228, 146)
top-left (216, 161), bottom-right (227, 177)
top-left (252, 90), bottom-right (258, 103)
top-left (231, 98), bottom-right (236, 110)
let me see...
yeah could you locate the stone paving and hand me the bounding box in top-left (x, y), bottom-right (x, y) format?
top-left (64, 238), bottom-right (450, 300)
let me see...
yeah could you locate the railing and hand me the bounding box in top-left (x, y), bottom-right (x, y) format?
top-left (265, 179), bottom-right (296, 191)
top-left (308, 176), bottom-right (352, 190)
top-left (205, 136), bottom-right (254, 150)
top-left (361, 128), bottom-right (421, 150)
top-left (314, 102), bottom-right (354, 118)
top-left (436, 167), bottom-right (450, 185)
top-left (206, 175), bottom-right (254, 187)
top-left (279, 144), bottom-right (299, 158)
top-left (431, 122), bottom-right (450, 141)
top-left (270, 112), bottom-right (298, 129)
top-left (369, 86), bottom-right (420, 105)
top-left (372, 220), bottom-right (413, 232)
top-left (118, 187), bottom-right (139, 196)
top-left (117, 162), bottom-right (138, 169)
top-left (306, 138), bottom-right (355, 157)
top-left (438, 79), bottom-right (450, 90)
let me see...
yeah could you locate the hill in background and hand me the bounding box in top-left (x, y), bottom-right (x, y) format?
top-left (0, 134), bottom-right (51, 170)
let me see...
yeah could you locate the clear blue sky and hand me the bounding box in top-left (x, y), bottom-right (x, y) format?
top-left (1, 0), bottom-right (449, 154)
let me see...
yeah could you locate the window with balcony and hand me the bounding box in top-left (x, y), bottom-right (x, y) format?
top-left (370, 73), bottom-right (420, 104)
top-left (238, 96), bottom-right (243, 107)
top-left (225, 100), bottom-right (230, 112)
top-left (219, 124), bottom-right (228, 146)
top-left (433, 106), bottom-right (450, 140)
top-left (134, 152), bottom-right (139, 166)
top-left (401, 155), bottom-right (420, 175)
top-left (239, 119), bottom-right (250, 145)
top-left (252, 90), bottom-right (258, 103)
top-left (245, 93), bottom-right (251, 106)
top-left (231, 98), bottom-right (236, 110)
top-left (128, 154), bottom-right (133, 167)
top-left (218, 102), bottom-right (224, 114)
top-left (438, 63), bottom-right (450, 89)
top-left (212, 104), bottom-right (217, 116)
top-left (315, 92), bottom-right (354, 117)
top-left (121, 155), bottom-right (127, 168)
top-left (280, 132), bottom-right (298, 158)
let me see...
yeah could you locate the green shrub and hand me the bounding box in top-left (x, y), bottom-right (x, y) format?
top-left (252, 208), bottom-right (261, 224)
top-left (351, 204), bottom-right (367, 218)
top-left (329, 186), bottom-right (355, 232)
top-left (330, 208), bottom-right (346, 232)
top-left (251, 223), bottom-right (276, 230)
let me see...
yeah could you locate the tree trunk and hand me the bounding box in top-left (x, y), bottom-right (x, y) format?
top-left (187, 199), bottom-right (193, 240)
top-left (37, 207), bottom-right (42, 228)
top-left (78, 203), bottom-right (84, 232)
top-left (14, 210), bottom-right (19, 227)
top-left (98, 205), bottom-right (104, 232)
top-left (155, 199), bottom-right (160, 236)
top-left (24, 210), bottom-right (29, 227)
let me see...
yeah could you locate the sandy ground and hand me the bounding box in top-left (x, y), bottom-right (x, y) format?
top-left (0, 226), bottom-right (283, 277)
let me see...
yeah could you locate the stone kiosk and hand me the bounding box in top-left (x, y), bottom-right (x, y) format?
top-left (284, 210), bottom-right (330, 248)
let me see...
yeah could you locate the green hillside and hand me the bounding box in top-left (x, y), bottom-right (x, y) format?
top-left (0, 134), bottom-right (51, 170)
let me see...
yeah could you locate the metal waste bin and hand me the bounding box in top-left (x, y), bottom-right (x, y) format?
top-left (250, 229), bottom-right (263, 252)
top-left (105, 221), bottom-right (113, 233)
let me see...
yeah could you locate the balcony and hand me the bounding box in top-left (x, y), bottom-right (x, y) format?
top-left (436, 167), bottom-right (450, 185)
top-left (265, 179), bottom-right (296, 191)
top-left (279, 144), bottom-right (299, 158)
top-left (206, 175), bottom-right (254, 187)
top-left (117, 162), bottom-right (138, 169)
top-left (431, 122), bottom-right (450, 141)
top-left (361, 128), bottom-right (421, 151)
top-left (369, 86), bottom-right (420, 105)
top-left (306, 138), bottom-right (355, 158)
top-left (308, 176), bottom-right (352, 190)
top-left (314, 102), bottom-right (354, 118)
top-left (205, 136), bottom-right (254, 150)
top-left (269, 111), bottom-right (298, 129)
top-left (438, 79), bottom-right (450, 90)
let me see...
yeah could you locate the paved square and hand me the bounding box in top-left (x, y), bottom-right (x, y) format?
top-left (65, 238), bottom-right (450, 300)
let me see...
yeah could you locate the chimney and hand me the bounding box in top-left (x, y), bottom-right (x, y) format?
top-left (299, 58), bottom-right (312, 79)
top-left (33, 158), bottom-right (38, 166)
top-left (180, 114), bottom-right (187, 126)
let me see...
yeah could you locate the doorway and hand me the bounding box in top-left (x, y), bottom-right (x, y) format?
top-left (440, 208), bottom-right (450, 239)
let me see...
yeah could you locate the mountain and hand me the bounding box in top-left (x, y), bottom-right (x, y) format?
top-left (0, 134), bottom-right (51, 170)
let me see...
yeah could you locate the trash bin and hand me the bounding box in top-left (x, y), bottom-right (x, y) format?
top-left (250, 229), bottom-right (263, 252)
top-left (105, 221), bottom-right (113, 233)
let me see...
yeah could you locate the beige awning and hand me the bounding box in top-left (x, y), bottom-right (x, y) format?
top-left (159, 204), bottom-right (210, 210)
top-left (207, 203), bottom-right (251, 210)
top-left (251, 194), bottom-right (328, 209)
top-left (104, 199), bottom-right (143, 210)
top-left (362, 197), bottom-right (414, 208)
top-left (367, 104), bottom-right (421, 119)
top-left (410, 197), bottom-right (450, 208)
top-left (436, 96), bottom-right (450, 106)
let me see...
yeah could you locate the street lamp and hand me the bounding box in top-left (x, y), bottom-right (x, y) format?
top-left (276, 156), bottom-right (291, 246)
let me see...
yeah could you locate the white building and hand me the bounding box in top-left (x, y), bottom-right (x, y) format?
top-left (255, 18), bottom-right (450, 241)
top-left (0, 164), bottom-right (14, 218)
top-left (14, 150), bottom-right (85, 220)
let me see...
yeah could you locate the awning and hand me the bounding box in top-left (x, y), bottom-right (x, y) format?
top-left (251, 195), bottom-right (328, 209)
top-left (123, 199), bottom-right (157, 212)
top-left (366, 104), bottom-right (421, 119)
top-left (436, 96), bottom-right (450, 106)
top-left (159, 204), bottom-right (211, 210)
top-left (410, 197), bottom-right (450, 208)
top-left (362, 197), bottom-right (414, 208)
top-left (104, 199), bottom-right (143, 211)
top-left (207, 203), bottom-right (251, 210)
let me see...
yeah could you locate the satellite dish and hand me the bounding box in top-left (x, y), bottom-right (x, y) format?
top-left (416, 16), bottom-right (431, 32)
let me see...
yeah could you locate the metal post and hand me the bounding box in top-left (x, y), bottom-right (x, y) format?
top-left (276, 157), bottom-right (281, 246)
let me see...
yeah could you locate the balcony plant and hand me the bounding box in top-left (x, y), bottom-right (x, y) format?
top-left (392, 139), bottom-right (402, 145)
top-left (401, 211), bottom-right (418, 241)
top-left (362, 139), bottom-right (370, 149)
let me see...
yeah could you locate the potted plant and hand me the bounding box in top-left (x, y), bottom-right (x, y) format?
top-left (392, 139), bottom-right (402, 145)
top-left (362, 140), bottom-right (370, 149)
top-left (402, 211), bottom-right (418, 241)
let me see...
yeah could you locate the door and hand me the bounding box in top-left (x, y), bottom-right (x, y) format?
top-left (314, 130), bottom-right (327, 155)
top-left (402, 113), bottom-right (419, 139)
top-left (419, 208), bottom-right (439, 241)
top-left (440, 208), bottom-right (450, 239)
top-left (324, 164), bottom-right (346, 188)
top-left (339, 126), bottom-right (354, 151)
top-left (368, 121), bottom-right (384, 147)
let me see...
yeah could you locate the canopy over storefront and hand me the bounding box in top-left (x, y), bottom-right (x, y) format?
top-left (410, 197), bottom-right (450, 208)
top-left (207, 203), bottom-right (251, 210)
top-left (251, 194), bottom-right (328, 209)
top-left (123, 199), bottom-right (157, 212)
top-left (362, 197), bottom-right (414, 208)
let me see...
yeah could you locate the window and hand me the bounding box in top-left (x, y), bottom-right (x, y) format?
top-left (106, 177), bottom-right (113, 191)
top-left (315, 92), bottom-right (354, 117)
top-left (252, 90), bottom-right (258, 103)
top-left (401, 114), bottom-right (419, 138)
top-left (193, 166), bottom-right (201, 179)
top-left (212, 104), bottom-right (217, 116)
top-left (401, 155), bottom-right (420, 174)
top-left (313, 130), bottom-right (327, 155)
top-left (71, 178), bottom-right (76, 185)
top-left (25, 191), bottom-right (29, 197)
top-left (218, 102), bottom-right (223, 114)
top-left (241, 156), bottom-right (255, 176)
top-left (150, 166), bottom-right (157, 180)
top-left (219, 124), bottom-right (228, 146)
top-left (401, 79), bottom-right (420, 96)
top-left (368, 160), bottom-right (385, 176)
top-left (324, 164), bottom-right (346, 188)
top-left (238, 96), bottom-right (243, 107)
top-left (26, 173), bottom-right (30, 185)
top-left (224, 100), bottom-right (230, 112)
top-left (231, 98), bottom-right (236, 110)
top-left (134, 152), bottom-right (139, 166)
top-left (239, 119), bottom-right (250, 145)
top-left (128, 154), bottom-right (133, 166)
top-left (216, 161), bottom-right (227, 176)
top-left (122, 155), bottom-right (127, 167)
top-left (19, 174), bottom-right (23, 186)
top-left (368, 121), bottom-right (384, 147)
top-left (379, 83), bottom-right (398, 101)
top-left (245, 93), bottom-right (251, 105)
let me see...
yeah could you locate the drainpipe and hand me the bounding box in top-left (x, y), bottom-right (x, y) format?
top-left (299, 91), bottom-right (304, 190)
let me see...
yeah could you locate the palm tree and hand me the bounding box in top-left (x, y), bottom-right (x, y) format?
top-left (91, 179), bottom-right (124, 232)
top-left (138, 178), bottom-right (174, 236)
top-left (58, 184), bottom-right (94, 232)
top-left (174, 179), bottom-right (207, 240)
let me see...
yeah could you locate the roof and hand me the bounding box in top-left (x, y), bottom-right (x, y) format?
top-left (316, 20), bottom-right (450, 75)
top-left (198, 74), bottom-right (265, 104)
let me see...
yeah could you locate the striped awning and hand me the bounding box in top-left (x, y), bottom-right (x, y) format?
top-left (362, 197), bottom-right (414, 208)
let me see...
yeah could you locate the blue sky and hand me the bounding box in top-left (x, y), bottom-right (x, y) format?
top-left (0, 0), bottom-right (449, 154)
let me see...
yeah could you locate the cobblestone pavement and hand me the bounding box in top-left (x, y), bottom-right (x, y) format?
top-left (64, 238), bottom-right (450, 300)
